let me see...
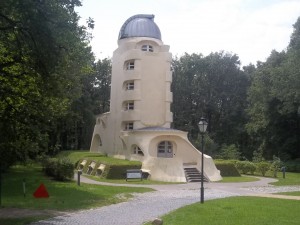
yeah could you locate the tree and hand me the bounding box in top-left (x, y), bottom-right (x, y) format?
top-left (172, 52), bottom-right (250, 157)
top-left (246, 17), bottom-right (300, 160)
top-left (47, 58), bottom-right (112, 151)
top-left (0, 0), bottom-right (94, 169)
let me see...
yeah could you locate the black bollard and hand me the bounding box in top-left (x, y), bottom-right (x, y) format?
top-left (77, 170), bottom-right (82, 186)
top-left (23, 179), bottom-right (26, 197)
top-left (282, 166), bottom-right (286, 179)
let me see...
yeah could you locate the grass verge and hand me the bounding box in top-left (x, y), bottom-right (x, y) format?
top-left (57, 150), bottom-right (141, 166)
top-left (269, 172), bottom-right (300, 186)
top-left (0, 216), bottom-right (48, 225)
top-left (275, 191), bottom-right (300, 196)
top-left (218, 175), bottom-right (259, 183)
top-left (145, 196), bottom-right (300, 225)
top-left (1, 165), bottom-right (153, 211)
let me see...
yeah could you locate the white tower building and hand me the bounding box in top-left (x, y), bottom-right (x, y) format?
top-left (90, 14), bottom-right (221, 182)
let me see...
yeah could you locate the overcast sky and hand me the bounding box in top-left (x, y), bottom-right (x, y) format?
top-left (76, 0), bottom-right (300, 66)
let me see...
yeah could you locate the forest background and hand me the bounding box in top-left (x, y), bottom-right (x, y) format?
top-left (0, 0), bottom-right (299, 170)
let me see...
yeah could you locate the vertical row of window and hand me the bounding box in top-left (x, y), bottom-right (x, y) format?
top-left (124, 60), bottom-right (134, 131)
top-left (123, 45), bottom-right (153, 131)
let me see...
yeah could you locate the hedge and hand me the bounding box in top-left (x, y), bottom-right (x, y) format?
top-left (215, 160), bottom-right (240, 177)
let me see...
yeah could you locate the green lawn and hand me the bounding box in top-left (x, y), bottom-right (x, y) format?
top-left (276, 191), bottom-right (300, 196)
top-left (0, 216), bottom-right (48, 225)
top-left (218, 175), bottom-right (260, 183)
top-left (269, 172), bottom-right (300, 186)
top-left (145, 197), bottom-right (300, 225)
top-left (56, 150), bottom-right (142, 166)
top-left (1, 165), bottom-right (153, 211)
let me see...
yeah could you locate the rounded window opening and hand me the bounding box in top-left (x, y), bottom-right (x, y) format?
top-left (141, 45), bottom-right (153, 52)
top-left (157, 141), bottom-right (173, 158)
top-left (132, 145), bottom-right (144, 156)
top-left (124, 80), bottom-right (134, 90)
top-left (125, 60), bottom-right (135, 70)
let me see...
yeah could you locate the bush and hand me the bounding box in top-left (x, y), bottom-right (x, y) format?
top-left (270, 156), bottom-right (282, 178)
top-left (215, 160), bottom-right (240, 177)
top-left (43, 157), bottom-right (74, 181)
top-left (256, 161), bottom-right (271, 176)
top-left (235, 161), bottom-right (256, 175)
top-left (285, 160), bottom-right (300, 172)
top-left (218, 144), bottom-right (241, 160)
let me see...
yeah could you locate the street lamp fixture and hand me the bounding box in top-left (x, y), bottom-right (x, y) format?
top-left (198, 117), bottom-right (208, 203)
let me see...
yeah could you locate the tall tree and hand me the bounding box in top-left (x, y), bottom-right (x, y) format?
top-left (172, 52), bottom-right (250, 157)
top-left (0, 0), bottom-right (94, 169)
top-left (47, 58), bottom-right (112, 151)
top-left (247, 17), bottom-right (300, 160)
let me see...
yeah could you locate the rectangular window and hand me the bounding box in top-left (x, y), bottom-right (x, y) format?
top-left (126, 82), bottom-right (134, 90)
top-left (126, 61), bottom-right (135, 70)
top-left (141, 45), bottom-right (153, 52)
top-left (125, 122), bottom-right (134, 130)
top-left (125, 102), bottom-right (134, 110)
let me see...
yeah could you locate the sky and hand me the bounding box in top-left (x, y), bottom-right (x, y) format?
top-left (76, 0), bottom-right (300, 66)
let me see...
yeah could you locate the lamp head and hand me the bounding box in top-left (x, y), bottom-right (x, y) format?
top-left (198, 117), bottom-right (208, 134)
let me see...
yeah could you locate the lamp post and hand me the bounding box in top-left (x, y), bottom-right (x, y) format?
top-left (198, 117), bottom-right (208, 204)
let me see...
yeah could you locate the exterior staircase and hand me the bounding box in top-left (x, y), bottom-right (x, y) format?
top-left (184, 167), bottom-right (208, 183)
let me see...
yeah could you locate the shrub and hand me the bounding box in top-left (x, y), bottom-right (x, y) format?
top-left (43, 157), bottom-right (74, 181)
top-left (285, 160), bottom-right (300, 172)
top-left (215, 160), bottom-right (240, 177)
top-left (270, 156), bottom-right (282, 178)
top-left (256, 161), bottom-right (271, 176)
top-left (218, 144), bottom-right (241, 160)
top-left (235, 161), bottom-right (256, 175)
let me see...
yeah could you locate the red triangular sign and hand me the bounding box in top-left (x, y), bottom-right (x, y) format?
top-left (33, 183), bottom-right (49, 198)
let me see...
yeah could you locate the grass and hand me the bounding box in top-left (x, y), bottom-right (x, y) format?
top-left (0, 216), bottom-right (48, 225)
top-left (269, 172), bottom-right (300, 186)
top-left (1, 164), bottom-right (153, 211)
top-left (84, 174), bottom-right (180, 185)
top-left (145, 196), bottom-right (300, 225)
top-left (276, 191), bottom-right (300, 196)
top-left (57, 150), bottom-right (141, 166)
top-left (218, 175), bottom-right (260, 183)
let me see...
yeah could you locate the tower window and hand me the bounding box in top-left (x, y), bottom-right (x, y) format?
top-left (125, 60), bottom-right (135, 70)
top-left (125, 122), bottom-right (134, 130)
top-left (124, 101), bottom-right (134, 110)
top-left (126, 81), bottom-right (134, 90)
top-left (141, 45), bottom-right (153, 52)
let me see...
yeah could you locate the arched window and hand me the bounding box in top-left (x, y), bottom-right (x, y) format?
top-left (124, 81), bottom-right (134, 90)
top-left (141, 45), bottom-right (153, 52)
top-left (132, 145), bottom-right (144, 156)
top-left (125, 60), bottom-right (135, 70)
top-left (157, 141), bottom-right (173, 158)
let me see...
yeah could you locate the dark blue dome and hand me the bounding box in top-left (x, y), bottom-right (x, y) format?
top-left (118, 14), bottom-right (161, 40)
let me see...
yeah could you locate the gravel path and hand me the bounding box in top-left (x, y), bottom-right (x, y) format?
top-left (30, 176), bottom-right (300, 225)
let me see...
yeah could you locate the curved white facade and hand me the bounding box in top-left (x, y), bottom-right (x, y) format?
top-left (90, 15), bottom-right (221, 182)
